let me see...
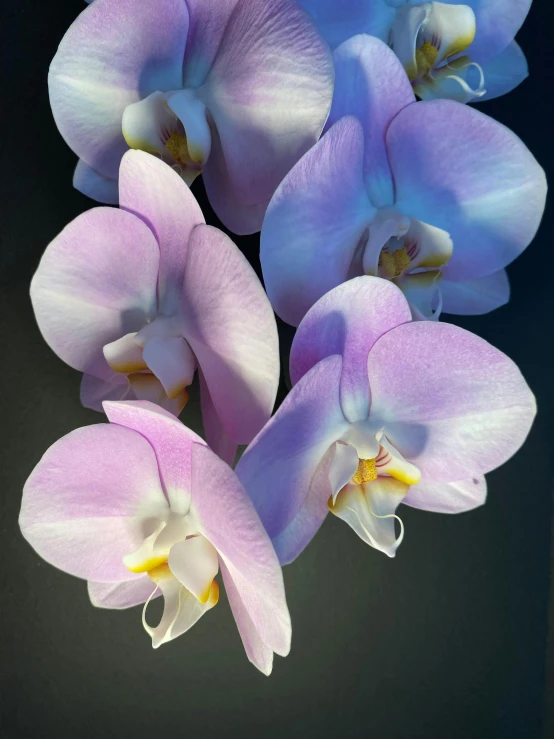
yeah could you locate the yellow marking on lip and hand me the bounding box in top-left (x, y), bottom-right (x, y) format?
top-left (127, 555), bottom-right (169, 575)
top-left (386, 465), bottom-right (421, 486)
top-left (444, 29), bottom-right (475, 60)
top-left (107, 358), bottom-right (148, 374)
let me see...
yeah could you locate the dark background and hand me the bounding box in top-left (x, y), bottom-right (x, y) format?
top-left (2, 2), bottom-right (553, 737)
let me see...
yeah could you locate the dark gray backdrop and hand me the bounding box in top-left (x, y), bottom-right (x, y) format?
top-left (2, 2), bottom-right (553, 737)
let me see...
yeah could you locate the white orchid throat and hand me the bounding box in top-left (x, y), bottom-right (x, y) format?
top-left (122, 88), bottom-right (211, 185)
top-left (124, 509), bottom-right (219, 648)
top-left (390, 2), bottom-right (486, 103)
top-left (361, 209), bottom-right (453, 320)
top-left (328, 433), bottom-right (421, 557)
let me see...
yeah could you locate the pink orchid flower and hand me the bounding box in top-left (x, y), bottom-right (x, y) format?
top-left (20, 401), bottom-right (291, 675)
top-left (236, 276), bottom-right (536, 564)
top-left (31, 151), bottom-right (279, 464)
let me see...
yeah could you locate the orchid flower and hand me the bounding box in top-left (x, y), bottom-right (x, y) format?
top-left (20, 401), bottom-right (291, 675)
top-left (31, 150), bottom-right (279, 464)
top-left (236, 277), bottom-right (536, 565)
top-left (298, 0), bottom-right (531, 102)
top-left (49, 0), bottom-right (333, 234)
top-left (261, 35), bottom-right (546, 327)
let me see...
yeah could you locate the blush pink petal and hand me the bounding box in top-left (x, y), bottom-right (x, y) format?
top-left (118, 151), bottom-right (204, 307)
top-left (290, 277), bottom-right (412, 423)
top-left (191, 443), bottom-right (291, 658)
top-left (198, 370), bottom-right (237, 466)
top-left (20, 424), bottom-right (167, 582)
top-left (182, 225), bottom-right (279, 445)
top-left (367, 322), bottom-right (536, 482)
top-left (88, 577), bottom-right (161, 609)
top-left (30, 207), bottom-right (159, 379)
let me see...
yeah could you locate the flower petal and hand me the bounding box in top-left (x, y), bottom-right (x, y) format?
top-left (261, 116), bottom-right (373, 327)
top-left (118, 150), bottom-right (205, 310)
top-left (88, 577), bottom-right (160, 609)
top-left (182, 225), bottom-right (279, 445)
top-left (297, 0), bottom-right (396, 50)
top-left (142, 336), bottom-right (196, 399)
top-left (327, 35), bottom-right (415, 206)
top-left (49, 0), bottom-right (189, 180)
top-left (440, 269), bottom-right (510, 316)
top-left (201, 0), bottom-right (334, 227)
top-left (478, 41), bottom-right (529, 102)
top-left (30, 207), bottom-right (159, 378)
top-left (198, 369), bottom-right (237, 466)
top-left (388, 100), bottom-right (547, 280)
top-left (403, 475), bottom-right (487, 513)
top-left (236, 355), bottom-right (349, 564)
top-left (463, 0), bottom-right (532, 63)
top-left (290, 276), bottom-right (412, 423)
top-left (191, 443), bottom-right (291, 657)
top-left (168, 536), bottom-right (219, 603)
top-left (20, 423), bottom-right (167, 582)
top-left (103, 400), bottom-right (206, 514)
top-left (219, 559), bottom-right (274, 675)
top-left (73, 159), bottom-right (119, 204)
top-left (366, 321), bottom-right (537, 482)
top-left (80, 372), bottom-right (130, 412)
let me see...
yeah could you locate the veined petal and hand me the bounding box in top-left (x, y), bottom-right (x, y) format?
top-left (297, 0), bottom-right (396, 50)
top-left (73, 159), bottom-right (119, 204)
top-left (143, 564), bottom-right (218, 648)
top-left (290, 277), bottom-right (412, 423)
top-left (403, 475), bottom-right (487, 513)
top-left (198, 369), bottom-right (237, 466)
top-left (327, 35), bottom-right (415, 206)
top-left (477, 41), bottom-right (528, 102)
top-left (440, 269), bottom-right (510, 316)
top-left (20, 423), bottom-right (168, 582)
top-left (366, 321), bottom-right (537, 482)
top-left (202, 0), bottom-right (334, 226)
top-left (191, 443), bottom-right (291, 658)
top-left (236, 356), bottom-right (350, 563)
top-left (388, 100), bottom-right (547, 281)
top-left (182, 225), bottom-right (279, 445)
top-left (329, 477), bottom-right (408, 557)
top-left (219, 559), bottom-right (274, 676)
top-left (261, 116), bottom-right (374, 327)
top-left (49, 0), bottom-right (189, 180)
top-left (462, 0), bottom-right (532, 63)
top-left (142, 336), bottom-right (196, 400)
top-left (103, 401), bottom-right (206, 514)
top-left (168, 536), bottom-right (219, 603)
top-left (88, 577), bottom-right (161, 609)
top-left (30, 207), bottom-right (159, 378)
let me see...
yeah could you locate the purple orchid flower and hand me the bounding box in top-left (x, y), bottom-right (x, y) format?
top-left (50, 0), bottom-right (334, 234)
top-left (20, 401), bottom-right (291, 675)
top-left (31, 151), bottom-right (279, 464)
top-left (298, 0), bottom-right (531, 102)
top-left (236, 277), bottom-right (536, 565)
top-left (261, 35), bottom-right (546, 327)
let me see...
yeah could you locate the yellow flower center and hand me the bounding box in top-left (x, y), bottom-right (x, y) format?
top-left (379, 246), bottom-right (411, 279)
top-left (415, 41), bottom-right (439, 75)
top-left (352, 458), bottom-right (378, 485)
top-left (165, 132), bottom-right (193, 167)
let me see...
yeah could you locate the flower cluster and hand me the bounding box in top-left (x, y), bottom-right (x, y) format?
top-left (21, 0), bottom-right (545, 674)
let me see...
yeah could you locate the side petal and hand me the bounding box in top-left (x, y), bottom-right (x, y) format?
top-left (290, 276), bottom-right (412, 423)
top-left (388, 100), bottom-right (547, 280)
top-left (478, 41), bottom-right (529, 102)
top-left (30, 207), bottom-right (159, 377)
top-left (261, 116), bottom-right (374, 327)
top-left (440, 269), bottom-right (510, 316)
top-left (297, 0), bottom-right (396, 50)
top-left (142, 336), bottom-right (196, 399)
top-left (103, 400), bottom-right (206, 514)
top-left (367, 322), bottom-right (537, 482)
top-left (49, 0), bottom-right (189, 180)
top-left (118, 151), bottom-right (204, 310)
top-left (88, 576), bottom-right (160, 609)
top-left (20, 423), bottom-right (168, 582)
top-left (235, 355), bottom-right (350, 561)
top-left (182, 225), bottom-right (279, 445)
top-left (220, 560), bottom-right (274, 675)
top-left (73, 159), bottom-right (119, 204)
top-left (198, 369), bottom-right (237, 466)
top-left (403, 476), bottom-right (487, 513)
top-left (191, 443), bottom-right (291, 658)
top-left (80, 372), bottom-right (130, 412)
top-left (202, 0), bottom-right (334, 220)
top-left (464, 0), bottom-right (532, 63)
top-left (327, 35), bottom-right (415, 206)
